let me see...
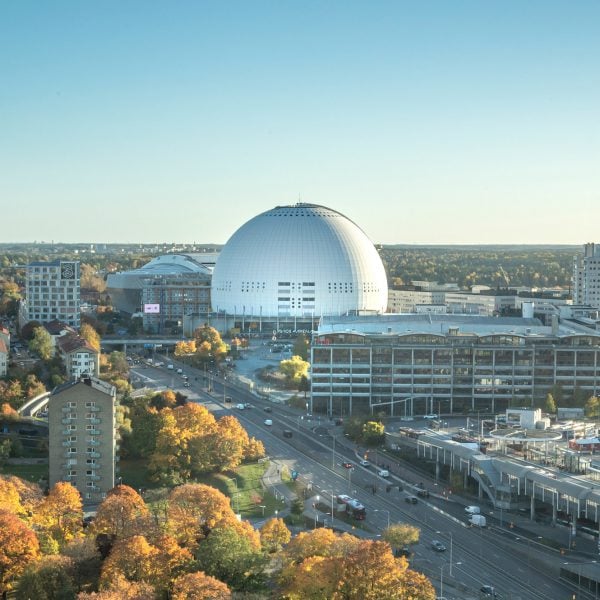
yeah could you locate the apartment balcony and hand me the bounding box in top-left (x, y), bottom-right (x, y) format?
top-left (86, 429), bottom-right (101, 435)
top-left (86, 451), bottom-right (101, 458)
top-left (61, 417), bottom-right (75, 425)
top-left (61, 407), bottom-right (72, 413)
top-left (63, 452), bottom-right (77, 459)
top-left (86, 418), bottom-right (101, 425)
top-left (62, 440), bottom-right (76, 447)
top-left (86, 440), bottom-right (100, 446)
top-left (62, 429), bottom-right (77, 435)
top-left (87, 475), bottom-right (101, 482)
top-left (88, 406), bottom-right (100, 412)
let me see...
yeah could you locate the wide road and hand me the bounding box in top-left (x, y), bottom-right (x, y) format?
top-left (130, 361), bottom-right (588, 600)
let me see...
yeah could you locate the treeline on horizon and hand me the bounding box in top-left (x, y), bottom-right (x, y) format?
top-left (0, 243), bottom-right (580, 290)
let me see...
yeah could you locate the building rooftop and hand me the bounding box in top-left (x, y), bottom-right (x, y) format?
top-left (317, 313), bottom-right (600, 339)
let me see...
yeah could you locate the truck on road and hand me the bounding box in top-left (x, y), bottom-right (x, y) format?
top-left (469, 514), bottom-right (487, 527)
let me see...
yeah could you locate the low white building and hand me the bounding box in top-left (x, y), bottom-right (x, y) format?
top-left (57, 335), bottom-right (100, 380)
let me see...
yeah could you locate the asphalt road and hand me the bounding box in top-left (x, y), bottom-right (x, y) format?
top-left (130, 360), bottom-right (589, 600)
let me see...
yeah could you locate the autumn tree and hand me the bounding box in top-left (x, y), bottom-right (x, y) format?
top-left (174, 340), bottom-right (196, 357)
top-left (0, 477), bottom-right (25, 515)
top-left (80, 323), bottom-right (101, 352)
top-left (33, 482), bottom-right (83, 552)
top-left (243, 436), bottom-right (266, 462)
top-left (29, 326), bottom-right (54, 360)
top-left (80, 264), bottom-right (106, 293)
top-left (382, 523), bottom-right (420, 549)
top-left (15, 555), bottom-right (76, 600)
top-left (259, 517), bottom-right (291, 553)
top-left (0, 379), bottom-right (24, 408)
top-left (21, 320), bottom-right (42, 341)
top-left (362, 420), bottom-right (385, 446)
top-left (334, 540), bottom-right (435, 600)
top-left (78, 575), bottom-right (155, 600)
top-left (545, 393), bottom-right (557, 414)
top-left (171, 571), bottom-right (231, 600)
top-left (279, 355), bottom-right (309, 386)
top-left (99, 534), bottom-right (191, 595)
top-left (279, 555), bottom-right (340, 599)
top-left (167, 484), bottom-right (236, 548)
top-left (91, 485), bottom-right (150, 539)
top-left (24, 374), bottom-right (46, 399)
top-left (99, 535), bottom-right (159, 591)
top-left (192, 325), bottom-right (228, 363)
top-left (0, 510), bottom-right (40, 594)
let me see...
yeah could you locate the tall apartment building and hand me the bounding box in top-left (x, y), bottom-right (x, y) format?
top-left (573, 243), bottom-right (600, 309)
top-left (24, 260), bottom-right (81, 327)
top-left (48, 378), bottom-right (117, 504)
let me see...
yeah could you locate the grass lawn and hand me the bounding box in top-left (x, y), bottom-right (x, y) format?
top-left (1, 463), bottom-right (48, 484)
top-left (119, 458), bottom-right (281, 518)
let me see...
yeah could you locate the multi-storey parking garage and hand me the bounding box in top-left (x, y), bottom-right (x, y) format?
top-left (310, 314), bottom-right (600, 417)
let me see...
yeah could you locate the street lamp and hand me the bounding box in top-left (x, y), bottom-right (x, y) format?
top-left (374, 508), bottom-right (391, 529)
top-left (314, 495), bottom-right (320, 528)
top-left (436, 531), bottom-right (454, 576)
top-left (321, 489), bottom-right (335, 528)
top-left (440, 561), bottom-right (461, 599)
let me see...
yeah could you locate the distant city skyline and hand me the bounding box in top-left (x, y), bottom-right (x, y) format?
top-left (2, 1), bottom-right (599, 245)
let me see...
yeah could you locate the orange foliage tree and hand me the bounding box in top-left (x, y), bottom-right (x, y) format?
top-left (91, 485), bottom-right (150, 539)
top-left (0, 509), bottom-right (40, 593)
top-left (167, 484), bottom-right (236, 548)
top-left (171, 571), bottom-right (232, 600)
top-left (333, 540), bottom-right (436, 600)
top-left (259, 517), bottom-right (291, 553)
top-left (33, 481), bottom-right (83, 550)
top-left (0, 477), bottom-right (25, 515)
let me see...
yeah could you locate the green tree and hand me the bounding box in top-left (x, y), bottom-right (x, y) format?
top-left (29, 327), bottom-right (53, 360)
top-left (15, 555), bottom-right (76, 600)
top-left (298, 375), bottom-right (310, 399)
top-left (292, 333), bottom-right (310, 361)
top-left (195, 524), bottom-right (267, 592)
top-left (585, 396), bottom-right (600, 419)
top-left (108, 351), bottom-right (129, 376)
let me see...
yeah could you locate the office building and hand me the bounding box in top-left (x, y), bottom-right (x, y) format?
top-left (23, 260), bottom-right (81, 328)
top-left (48, 377), bottom-right (117, 504)
top-left (310, 314), bottom-right (600, 417)
top-left (573, 243), bottom-right (600, 309)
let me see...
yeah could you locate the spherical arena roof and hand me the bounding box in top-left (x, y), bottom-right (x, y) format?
top-left (211, 203), bottom-right (388, 318)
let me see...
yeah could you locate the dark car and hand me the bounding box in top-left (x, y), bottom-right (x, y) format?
top-left (224, 396), bottom-right (232, 403)
top-left (395, 546), bottom-right (413, 558)
top-left (405, 496), bottom-right (418, 504)
top-left (263, 406), bottom-right (272, 413)
top-left (480, 586), bottom-right (499, 598)
top-left (430, 540), bottom-right (446, 552)
top-left (417, 489), bottom-right (430, 498)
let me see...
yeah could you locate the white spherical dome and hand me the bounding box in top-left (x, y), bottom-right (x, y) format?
top-left (211, 203), bottom-right (388, 317)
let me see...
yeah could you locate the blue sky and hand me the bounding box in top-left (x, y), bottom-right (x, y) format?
top-left (2, 1), bottom-right (599, 245)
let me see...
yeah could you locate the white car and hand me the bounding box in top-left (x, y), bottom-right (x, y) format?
top-left (378, 469), bottom-right (390, 478)
top-left (359, 459), bottom-right (370, 466)
top-left (423, 414), bottom-right (438, 420)
top-left (465, 505), bottom-right (481, 515)
top-left (264, 419), bottom-right (273, 426)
